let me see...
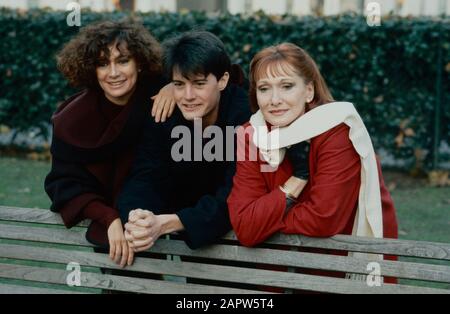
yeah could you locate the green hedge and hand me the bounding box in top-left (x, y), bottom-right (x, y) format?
top-left (0, 8), bottom-right (449, 169)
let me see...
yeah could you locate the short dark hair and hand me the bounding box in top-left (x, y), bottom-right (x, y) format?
top-left (162, 31), bottom-right (231, 80)
top-left (57, 20), bottom-right (162, 88)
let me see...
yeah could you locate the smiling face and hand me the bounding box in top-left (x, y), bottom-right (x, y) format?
top-left (96, 41), bottom-right (139, 106)
top-left (256, 61), bottom-right (314, 128)
top-left (172, 70), bottom-right (229, 127)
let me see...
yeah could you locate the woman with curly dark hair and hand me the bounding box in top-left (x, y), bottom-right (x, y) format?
top-left (44, 20), bottom-right (173, 267)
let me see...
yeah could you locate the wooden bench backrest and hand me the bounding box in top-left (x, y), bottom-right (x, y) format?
top-left (0, 206), bottom-right (449, 294)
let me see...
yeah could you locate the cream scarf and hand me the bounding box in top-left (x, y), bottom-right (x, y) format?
top-left (249, 102), bottom-right (384, 275)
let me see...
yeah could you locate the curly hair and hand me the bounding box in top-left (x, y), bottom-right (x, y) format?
top-left (56, 20), bottom-right (162, 88)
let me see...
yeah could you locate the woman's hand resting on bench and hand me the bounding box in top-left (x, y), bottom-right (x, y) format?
top-left (107, 218), bottom-right (135, 268)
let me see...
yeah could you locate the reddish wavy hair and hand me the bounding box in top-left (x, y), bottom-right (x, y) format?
top-left (249, 43), bottom-right (334, 112)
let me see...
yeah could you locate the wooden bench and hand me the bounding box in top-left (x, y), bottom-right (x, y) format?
top-left (0, 205), bottom-right (449, 294)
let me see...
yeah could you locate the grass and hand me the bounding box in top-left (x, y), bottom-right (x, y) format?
top-left (393, 187), bottom-right (450, 244)
top-left (0, 156), bottom-right (449, 291)
top-left (0, 157), bottom-right (51, 209)
top-left (380, 170), bottom-right (450, 244)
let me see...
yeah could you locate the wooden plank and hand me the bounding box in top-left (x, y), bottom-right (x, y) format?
top-left (149, 240), bottom-right (450, 284)
top-left (2, 206), bottom-right (450, 260)
top-left (1, 224), bottom-right (449, 284)
top-left (224, 233), bottom-right (450, 261)
top-left (0, 243), bottom-right (447, 294)
top-left (0, 206), bottom-right (89, 227)
top-left (0, 263), bottom-right (267, 294)
top-left (0, 283), bottom-right (85, 294)
top-left (0, 223), bottom-right (91, 246)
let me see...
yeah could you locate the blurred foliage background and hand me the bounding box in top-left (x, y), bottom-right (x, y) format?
top-left (0, 8), bottom-right (449, 171)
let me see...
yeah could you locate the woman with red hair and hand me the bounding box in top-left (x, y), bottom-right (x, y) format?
top-left (227, 43), bottom-right (398, 282)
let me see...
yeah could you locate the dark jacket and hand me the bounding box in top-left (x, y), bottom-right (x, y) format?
top-left (117, 84), bottom-right (251, 249)
top-left (45, 78), bottom-right (162, 246)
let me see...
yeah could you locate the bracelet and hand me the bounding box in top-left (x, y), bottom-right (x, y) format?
top-left (279, 185), bottom-right (296, 214)
top-left (279, 184), bottom-right (297, 201)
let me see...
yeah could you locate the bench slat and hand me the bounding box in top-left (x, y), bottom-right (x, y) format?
top-left (0, 222), bottom-right (91, 246)
top-left (2, 206), bottom-right (450, 260)
top-left (0, 206), bottom-right (89, 226)
top-left (0, 243), bottom-right (447, 294)
top-left (1, 223), bottom-right (449, 284)
top-left (0, 263), bottom-right (267, 294)
top-left (0, 282), bottom-right (86, 294)
top-left (226, 233), bottom-right (450, 261)
top-left (151, 240), bottom-right (450, 284)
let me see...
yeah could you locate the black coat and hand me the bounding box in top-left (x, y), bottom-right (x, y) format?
top-left (45, 77), bottom-right (162, 246)
top-left (117, 84), bottom-right (251, 249)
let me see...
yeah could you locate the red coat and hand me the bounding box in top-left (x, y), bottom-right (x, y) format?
top-left (228, 122), bottom-right (398, 247)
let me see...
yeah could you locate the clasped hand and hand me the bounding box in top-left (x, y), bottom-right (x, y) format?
top-left (124, 208), bottom-right (163, 253)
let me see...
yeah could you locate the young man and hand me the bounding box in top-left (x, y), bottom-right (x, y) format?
top-left (117, 31), bottom-right (251, 252)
